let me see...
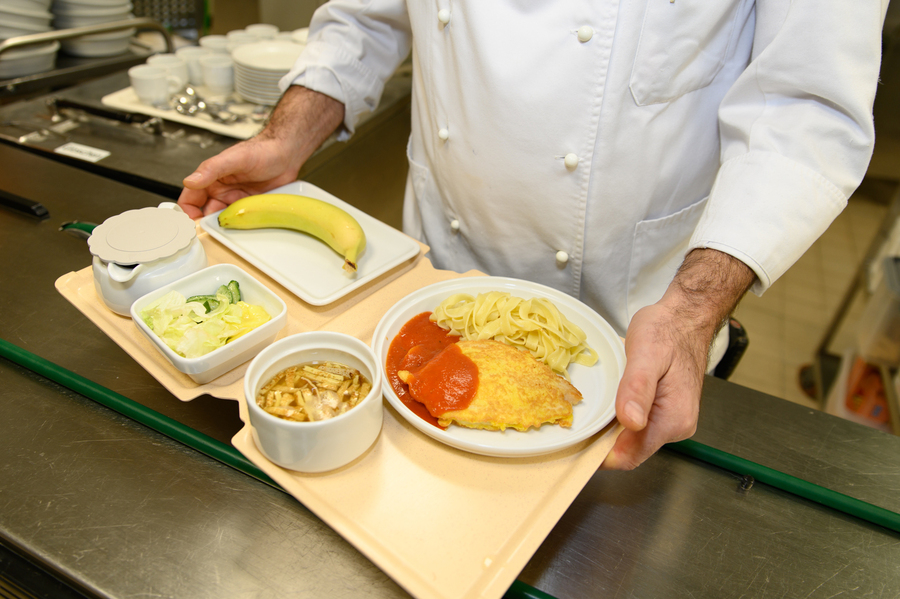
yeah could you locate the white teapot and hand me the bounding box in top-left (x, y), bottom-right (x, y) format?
top-left (89, 202), bottom-right (208, 316)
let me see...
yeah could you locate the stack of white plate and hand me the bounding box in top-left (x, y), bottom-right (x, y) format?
top-left (52, 0), bottom-right (135, 57)
top-left (231, 40), bottom-right (304, 106)
top-left (0, 0), bottom-right (53, 38)
top-left (0, 0), bottom-right (57, 78)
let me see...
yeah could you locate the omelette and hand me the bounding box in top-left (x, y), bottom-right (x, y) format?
top-left (398, 339), bottom-right (583, 432)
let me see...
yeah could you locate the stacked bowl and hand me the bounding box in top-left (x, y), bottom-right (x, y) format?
top-left (231, 40), bottom-right (304, 106)
top-left (0, 0), bottom-right (58, 78)
top-left (52, 0), bottom-right (135, 57)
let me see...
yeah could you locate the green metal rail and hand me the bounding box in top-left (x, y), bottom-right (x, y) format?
top-left (0, 337), bottom-right (552, 599)
top-left (3, 336), bottom-right (899, 599)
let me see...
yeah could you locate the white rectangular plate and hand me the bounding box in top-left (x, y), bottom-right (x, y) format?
top-left (200, 182), bottom-right (420, 306)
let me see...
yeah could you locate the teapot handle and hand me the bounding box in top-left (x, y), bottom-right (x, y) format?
top-left (158, 201), bottom-right (185, 213)
top-left (107, 261), bottom-right (143, 283)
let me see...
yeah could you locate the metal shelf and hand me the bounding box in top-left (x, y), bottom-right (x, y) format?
top-left (0, 18), bottom-right (174, 99)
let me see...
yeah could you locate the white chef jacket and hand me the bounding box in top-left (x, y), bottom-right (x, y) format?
top-left (282, 0), bottom-right (886, 338)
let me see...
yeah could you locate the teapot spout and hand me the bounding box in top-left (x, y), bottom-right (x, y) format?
top-left (107, 262), bottom-right (142, 283)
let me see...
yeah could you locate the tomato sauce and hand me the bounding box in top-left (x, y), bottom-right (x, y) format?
top-left (386, 312), bottom-right (478, 428)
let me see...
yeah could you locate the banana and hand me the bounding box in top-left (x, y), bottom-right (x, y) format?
top-left (218, 193), bottom-right (367, 273)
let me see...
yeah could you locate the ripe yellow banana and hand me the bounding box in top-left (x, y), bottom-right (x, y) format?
top-left (218, 193), bottom-right (366, 273)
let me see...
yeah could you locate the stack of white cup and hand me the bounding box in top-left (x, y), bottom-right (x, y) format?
top-left (172, 44), bottom-right (235, 99)
top-left (175, 45), bottom-right (208, 87)
top-left (141, 25), bottom-right (304, 107)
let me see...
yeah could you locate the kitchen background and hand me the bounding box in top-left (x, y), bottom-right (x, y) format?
top-left (728, 12), bottom-right (900, 432)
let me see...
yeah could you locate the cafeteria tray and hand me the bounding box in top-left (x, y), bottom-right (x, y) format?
top-left (55, 230), bottom-right (622, 599)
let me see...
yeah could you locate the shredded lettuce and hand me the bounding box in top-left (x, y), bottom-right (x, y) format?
top-left (140, 287), bottom-right (271, 359)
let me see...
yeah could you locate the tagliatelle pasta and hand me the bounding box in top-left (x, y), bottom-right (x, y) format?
top-left (430, 291), bottom-right (599, 378)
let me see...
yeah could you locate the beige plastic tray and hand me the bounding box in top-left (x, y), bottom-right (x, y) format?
top-left (56, 228), bottom-right (622, 599)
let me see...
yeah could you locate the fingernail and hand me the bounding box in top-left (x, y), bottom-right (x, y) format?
top-left (623, 401), bottom-right (645, 427)
top-left (184, 172), bottom-right (202, 182)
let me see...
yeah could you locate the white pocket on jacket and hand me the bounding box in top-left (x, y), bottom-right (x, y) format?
top-left (629, 0), bottom-right (751, 105)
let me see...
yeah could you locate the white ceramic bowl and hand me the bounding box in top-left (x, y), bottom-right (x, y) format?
top-left (0, 4), bottom-right (52, 26)
top-left (51, 0), bottom-right (131, 16)
top-left (244, 332), bottom-right (384, 473)
top-left (0, 18), bottom-right (50, 38)
top-left (0, 40), bottom-right (57, 78)
top-left (51, 0), bottom-right (124, 7)
top-left (2, 0), bottom-right (53, 12)
top-left (131, 263), bottom-right (288, 384)
top-left (53, 11), bottom-right (133, 28)
top-left (60, 26), bottom-right (133, 56)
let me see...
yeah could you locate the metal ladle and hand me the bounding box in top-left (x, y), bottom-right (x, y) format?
top-left (173, 101), bottom-right (242, 124)
top-left (171, 88), bottom-right (243, 125)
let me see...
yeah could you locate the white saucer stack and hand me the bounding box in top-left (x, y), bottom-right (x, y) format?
top-left (231, 40), bottom-right (304, 106)
top-left (0, 0), bottom-right (57, 78)
top-left (51, 0), bottom-right (135, 57)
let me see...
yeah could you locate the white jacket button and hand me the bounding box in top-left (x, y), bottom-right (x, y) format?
top-left (577, 26), bottom-right (593, 42)
top-left (438, 9), bottom-right (451, 24)
top-left (450, 219), bottom-right (460, 232)
top-left (556, 250), bottom-right (569, 264)
top-left (564, 153), bottom-right (579, 170)
top-left (438, 127), bottom-right (449, 140)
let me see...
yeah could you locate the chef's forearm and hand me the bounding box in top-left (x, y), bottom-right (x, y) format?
top-left (259, 85), bottom-right (346, 167)
top-left (660, 248), bottom-right (756, 355)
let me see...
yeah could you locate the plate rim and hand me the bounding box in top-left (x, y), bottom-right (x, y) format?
top-left (372, 276), bottom-right (625, 458)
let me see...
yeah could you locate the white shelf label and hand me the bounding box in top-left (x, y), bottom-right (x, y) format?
top-left (54, 142), bottom-right (111, 163)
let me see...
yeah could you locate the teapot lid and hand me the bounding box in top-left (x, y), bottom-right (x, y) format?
top-left (88, 203), bottom-right (197, 265)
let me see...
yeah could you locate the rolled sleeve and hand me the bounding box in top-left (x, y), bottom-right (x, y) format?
top-left (278, 0), bottom-right (412, 140)
top-left (689, 151), bottom-right (846, 295)
top-left (691, 0), bottom-right (887, 295)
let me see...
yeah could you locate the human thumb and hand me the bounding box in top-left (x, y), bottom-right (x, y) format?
top-left (614, 356), bottom-right (659, 431)
top-left (182, 169), bottom-right (208, 189)
top-left (621, 399), bottom-right (647, 430)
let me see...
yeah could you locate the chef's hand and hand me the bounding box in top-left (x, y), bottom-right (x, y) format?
top-left (178, 85), bottom-right (345, 219)
top-left (601, 249), bottom-right (756, 470)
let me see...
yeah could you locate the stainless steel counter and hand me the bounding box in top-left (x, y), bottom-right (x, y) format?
top-left (0, 68), bottom-right (412, 208)
top-left (1, 78), bottom-right (899, 599)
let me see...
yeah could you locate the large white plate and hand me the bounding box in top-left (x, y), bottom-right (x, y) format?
top-left (234, 82), bottom-right (281, 99)
top-left (372, 277), bottom-right (626, 457)
top-left (234, 64), bottom-right (284, 82)
top-left (231, 40), bottom-right (304, 72)
top-left (200, 181), bottom-right (421, 306)
top-left (235, 78), bottom-right (282, 95)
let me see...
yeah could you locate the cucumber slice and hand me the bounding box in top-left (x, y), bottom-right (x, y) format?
top-left (186, 295), bottom-right (220, 313)
top-left (227, 280), bottom-right (241, 302)
top-left (216, 284), bottom-right (234, 303)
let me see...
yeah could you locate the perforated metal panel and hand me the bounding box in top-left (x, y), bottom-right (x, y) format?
top-left (132, 0), bottom-right (206, 37)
